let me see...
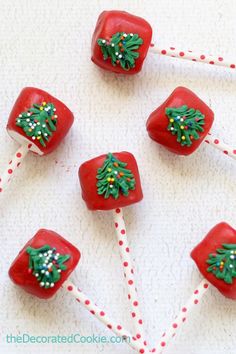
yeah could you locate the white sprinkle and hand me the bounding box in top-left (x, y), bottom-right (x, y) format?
top-left (58, 269), bottom-right (61, 273)
top-left (27, 113), bottom-right (31, 117)
top-left (54, 115), bottom-right (58, 118)
top-left (102, 39), bottom-right (106, 43)
top-left (39, 254), bottom-right (43, 257)
top-left (38, 131), bottom-right (41, 135)
top-left (115, 52), bottom-right (119, 56)
top-left (50, 283), bottom-right (55, 287)
top-left (230, 255), bottom-right (234, 259)
top-left (230, 264), bottom-right (234, 268)
top-left (45, 260), bottom-right (48, 264)
top-left (46, 282), bottom-right (50, 286)
top-left (123, 33), bottom-right (127, 37)
top-left (110, 185), bottom-right (113, 188)
top-left (56, 253), bottom-right (60, 257)
top-left (53, 108), bottom-right (56, 112)
top-left (37, 122), bottom-right (40, 125)
top-left (118, 54), bottom-right (122, 59)
top-left (231, 251), bottom-right (234, 254)
top-left (41, 270), bottom-right (45, 274)
top-left (180, 118), bottom-right (184, 122)
top-left (26, 119), bottom-right (30, 122)
top-left (40, 282), bottom-right (45, 287)
top-left (130, 33), bottom-right (133, 36)
top-left (17, 119), bottom-right (21, 123)
top-left (111, 43), bottom-right (115, 47)
top-left (19, 114), bottom-right (22, 118)
top-left (42, 124), bottom-right (46, 128)
top-left (170, 127), bottom-right (174, 131)
top-left (44, 253), bottom-right (48, 256)
top-left (32, 136), bottom-right (36, 140)
top-left (114, 171), bottom-right (118, 175)
top-left (35, 273), bottom-right (39, 277)
top-left (44, 133), bottom-right (48, 137)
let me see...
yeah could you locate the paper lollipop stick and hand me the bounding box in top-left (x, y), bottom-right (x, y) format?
top-left (149, 45), bottom-right (236, 70)
top-left (154, 279), bottom-right (210, 354)
top-left (63, 280), bottom-right (147, 353)
top-left (113, 208), bottom-right (145, 341)
top-left (146, 87), bottom-right (236, 160)
top-left (204, 133), bottom-right (236, 159)
top-left (0, 143), bottom-right (30, 193)
top-left (9, 229), bottom-right (147, 354)
top-left (1, 87), bottom-right (74, 195)
top-left (79, 152), bottom-right (146, 342)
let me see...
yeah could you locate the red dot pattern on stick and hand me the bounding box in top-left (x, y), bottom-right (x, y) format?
top-left (67, 285), bottom-right (73, 291)
top-left (113, 208), bottom-right (145, 340)
top-left (157, 47), bottom-right (236, 70)
top-left (156, 281), bottom-right (210, 351)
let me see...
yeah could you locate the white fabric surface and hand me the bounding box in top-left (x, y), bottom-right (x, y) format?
top-left (0, 0), bottom-right (236, 353)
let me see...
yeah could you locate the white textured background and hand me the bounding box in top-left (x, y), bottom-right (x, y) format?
top-left (0, 1), bottom-right (236, 353)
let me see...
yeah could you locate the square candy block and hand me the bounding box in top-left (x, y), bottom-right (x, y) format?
top-left (79, 151), bottom-right (143, 211)
top-left (7, 87), bottom-right (74, 156)
top-left (91, 10), bottom-right (152, 75)
top-left (191, 222), bottom-right (236, 299)
top-left (146, 87), bottom-right (214, 155)
top-left (9, 229), bottom-right (80, 299)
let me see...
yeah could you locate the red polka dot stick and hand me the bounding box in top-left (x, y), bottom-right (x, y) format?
top-left (113, 208), bottom-right (145, 341)
top-left (91, 10), bottom-right (235, 75)
top-left (204, 133), bottom-right (236, 159)
top-left (154, 222), bottom-right (236, 353)
top-left (79, 152), bottom-right (146, 342)
top-left (149, 45), bottom-right (236, 70)
top-left (9, 229), bottom-right (146, 353)
top-left (63, 280), bottom-right (147, 353)
top-left (0, 143), bottom-right (30, 193)
top-left (154, 280), bottom-right (210, 354)
top-left (147, 87), bottom-right (236, 160)
top-left (1, 87), bottom-right (74, 194)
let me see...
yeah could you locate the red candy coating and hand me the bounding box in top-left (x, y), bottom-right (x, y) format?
top-left (146, 87), bottom-right (214, 155)
top-left (79, 151), bottom-right (143, 211)
top-left (191, 222), bottom-right (236, 299)
top-left (9, 229), bottom-right (80, 299)
top-left (7, 87), bottom-right (74, 155)
top-left (91, 10), bottom-right (152, 75)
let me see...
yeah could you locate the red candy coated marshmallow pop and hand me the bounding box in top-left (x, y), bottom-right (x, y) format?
top-left (146, 87), bottom-right (236, 159)
top-left (79, 152), bottom-right (146, 343)
top-left (9, 229), bottom-right (147, 353)
top-left (91, 10), bottom-right (236, 75)
top-left (0, 87), bottom-right (74, 194)
top-left (154, 222), bottom-right (236, 353)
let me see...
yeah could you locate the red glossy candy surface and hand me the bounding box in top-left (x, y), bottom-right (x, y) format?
top-left (91, 10), bottom-right (152, 75)
top-left (146, 87), bottom-right (214, 155)
top-left (7, 87), bottom-right (74, 155)
top-left (79, 151), bottom-right (143, 211)
top-left (9, 229), bottom-right (80, 299)
top-left (191, 222), bottom-right (236, 299)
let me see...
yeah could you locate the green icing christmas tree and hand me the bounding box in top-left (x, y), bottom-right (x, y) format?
top-left (16, 101), bottom-right (58, 147)
top-left (96, 153), bottom-right (136, 199)
top-left (97, 32), bottom-right (143, 70)
top-left (207, 244), bottom-right (236, 284)
top-left (166, 105), bottom-right (205, 147)
top-left (27, 245), bottom-right (70, 289)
